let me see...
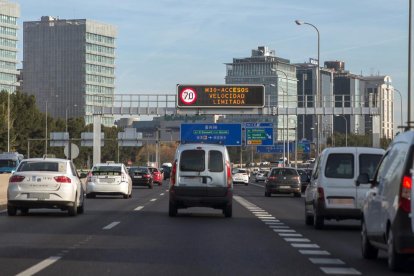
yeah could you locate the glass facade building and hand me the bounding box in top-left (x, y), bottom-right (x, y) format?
top-left (0, 0), bottom-right (19, 93)
top-left (23, 16), bottom-right (116, 126)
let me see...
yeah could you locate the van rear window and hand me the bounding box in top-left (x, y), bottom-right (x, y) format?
top-left (208, 150), bottom-right (223, 172)
top-left (359, 154), bottom-right (383, 179)
top-left (325, 154), bottom-right (354, 179)
top-left (180, 150), bottom-right (205, 172)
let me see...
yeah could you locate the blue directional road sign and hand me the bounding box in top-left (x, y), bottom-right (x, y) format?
top-left (257, 142), bottom-right (294, 153)
top-left (180, 123), bottom-right (241, 146)
top-left (245, 122), bottom-right (273, 146)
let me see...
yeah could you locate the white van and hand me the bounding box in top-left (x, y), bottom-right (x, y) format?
top-left (169, 143), bottom-right (233, 217)
top-left (304, 147), bottom-right (384, 229)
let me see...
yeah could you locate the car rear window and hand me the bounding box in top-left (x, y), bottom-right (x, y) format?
top-left (92, 165), bottom-right (122, 176)
top-left (18, 161), bottom-right (66, 173)
top-left (325, 153), bottom-right (354, 179)
top-left (180, 150), bottom-right (205, 172)
top-left (208, 150), bottom-right (223, 172)
top-left (359, 154), bottom-right (383, 179)
top-left (270, 168), bottom-right (297, 176)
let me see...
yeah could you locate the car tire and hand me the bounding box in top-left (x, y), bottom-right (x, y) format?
top-left (313, 205), bottom-right (324, 229)
top-left (7, 205), bottom-right (17, 216)
top-left (361, 220), bottom-right (378, 259)
top-left (388, 229), bottom-right (406, 271)
top-left (294, 193), bottom-right (301, 198)
top-left (20, 208), bottom-right (29, 215)
top-left (68, 195), bottom-right (78, 217)
top-left (169, 201), bottom-right (177, 217)
top-left (265, 191), bottom-right (271, 197)
top-left (223, 204), bottom-right (232, 218)
top-left (245, 182), bottom-right (248, 186)
top-left (86, 193), bottom-right (95, 199)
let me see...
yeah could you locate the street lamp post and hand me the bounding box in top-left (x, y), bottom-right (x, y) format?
top-left (295, 19), bottom-right (320, 155)
top-left (7, 81), bottom-right (19, 152)
top-left (394, 88), bottom-right (404, 128)
top-left (335, 115), bottom-right (348, 147)
top-left (45, 100), bottom-right (48, 155)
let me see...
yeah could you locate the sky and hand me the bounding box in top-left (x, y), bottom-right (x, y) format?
top-left (16, 0), bottom-right (410, 125)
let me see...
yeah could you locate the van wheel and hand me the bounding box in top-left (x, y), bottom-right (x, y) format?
top-left (388, 229), bottom-right (406, 271)
top-left (223, 204), bottom-right (232, 218)
top-left (7, 205), bottom-right (17, 216)
top-left (361, 220), bottom-right (378, 259)
top-left (305, 209), bottom-right (314, 225)
top-left (169, 202), bottom-right (177, 217)
top-left (68, 195), bottom-right (78, 217)
top-left (313, 205), bottom-right (324, 229)
top-left (20, 208), bottom-right (29, 215)
top-left (294, 193), bottom-right (301, 198)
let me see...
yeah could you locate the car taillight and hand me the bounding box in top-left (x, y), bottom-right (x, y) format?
top-left (268, 176), bottom-right (277, 181)
top-left (399, 175), bottom-right (412, 213)
top-left (226, 161), bottom-right (232, 188)
top-left (317, 187), bottom-right (325, 201)
top-left (87, 172), bottom-right (93, 182)
top-left (144, 174), bottom-right (151, 178)
top-left (9, 175), bottom-right (25, 182)
top-left (54, 176), bottom-right (72, 183)
top-left (170, 160), bottom-right (177, 186)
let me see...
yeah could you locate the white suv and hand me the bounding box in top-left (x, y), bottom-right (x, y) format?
top-left (359, 131), bottom-right (414, 271)
top-left (169, 143), bottom-right (233, 217)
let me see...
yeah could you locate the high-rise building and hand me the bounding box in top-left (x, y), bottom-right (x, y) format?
top-left (225, 46), bottom-right (298, 143)
top-left (0, 0), bottom-right (19, 93)
top-left (23, 16), bottom-right (116, 126)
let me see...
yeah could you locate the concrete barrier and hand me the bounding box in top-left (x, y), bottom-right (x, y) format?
top-left (0, 174), bottom-right (10, 209)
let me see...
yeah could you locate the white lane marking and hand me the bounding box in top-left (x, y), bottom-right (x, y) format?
top-left (103, 221), bottom-right (120, 230)
top-left (299, 250), bottom-right (330, 255)
top-left (291, 243), bottom-right (320, 248)
top-left (160, 193), bottom-right (165, 196)
top-left (269, 225), bottom-right (290, 229)
top-left (284, 238), bottom-right (311, 242)
top-left (264, 221), bottom-right (283, 225)
top-left (16, 256), bottom-right (61, 276)
top-left (309, 258), bottom-right (345, 265)
top-left (134, 206), bottom-right (144, 211)
top-left (150, 198), bottom-right (157, 202)
top-left (278, 233), bottom-right (303, 237)
top-left (273, 229), bottom-right (296, 233)
top-left (320, 267), bottom-right (361, 275)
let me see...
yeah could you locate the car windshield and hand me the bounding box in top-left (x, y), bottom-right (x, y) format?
top-left (0, 159), bottom-right (16, 168)
top-left (18, 161), bottom-right (66, 173)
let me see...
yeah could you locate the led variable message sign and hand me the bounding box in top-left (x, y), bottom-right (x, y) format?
top-left (177, 84), bottom-right (265, 108)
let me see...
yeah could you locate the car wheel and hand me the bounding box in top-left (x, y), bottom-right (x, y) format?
top-left (361, 220), bottom-right (378, 259)
top-left (223, 204), bottom-right (232, 218)
top-left (265, 191), bottom-right (271, 197)
top-left (388, 229), bottom-right (406, 271)
top-left (7, 205), bottom-right (17, 216)
top-left (86, 193), bottom-right (95, 199)
top-left (148, 184), bottom-right (153, 189)
top-left (294, 193), bottom-right (301, 198)
top-left (68, 195), bottom-right (78, 217)
top-left (20, 208), bottom-right (29, 215)
top-left (245, 182), bottom-right (248, 186)
top-left (313, 205), bottom-right (324, 229)
top-left (169, 201), bottom-right (177, 217)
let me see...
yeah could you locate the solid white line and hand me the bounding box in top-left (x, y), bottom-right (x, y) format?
top-left (150, 198), bottom-right (157, 202)
top-left (309, 258), bottom-right (345, 265)
top-left (320, 267), bottom-right (361, 275)
top-left (16, 256), bottom-right (61, 276)
top-left (134, 206), bottom-right (144, 211)
top-left (103, 221), bottom-right (120, 230)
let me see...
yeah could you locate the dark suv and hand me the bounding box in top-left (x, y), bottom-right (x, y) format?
top-left (358, 130), bottom-right (414, 271)
top-left (265, 167), bottom-right (301, 197)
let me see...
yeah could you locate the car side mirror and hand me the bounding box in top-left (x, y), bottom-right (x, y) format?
top-left (356, 173), bottom-right (370, 186)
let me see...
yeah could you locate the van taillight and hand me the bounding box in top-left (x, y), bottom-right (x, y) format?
top-left (226, 161), bottom-right (232, 188)
top-left (317, 187), bottom-right (325, 201)
top-left (399, 175), bottom-right (412, 213)
top-left (9, 175), bottom-right (25, 182)
top-left (170, 160), bottom-right (177, 186)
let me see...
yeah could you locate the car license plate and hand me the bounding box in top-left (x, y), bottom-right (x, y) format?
top-left (134, 176), bottom-right (142, 178)
top-left (29, 193), bottom-right (50, 200)
top-left (329, 198), bottom-right (354, 205)
top-left (280, 186), bottom-right (290, 189)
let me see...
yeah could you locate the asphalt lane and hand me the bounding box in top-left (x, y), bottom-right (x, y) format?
top-left (0, 180), bottom-right (413, 275)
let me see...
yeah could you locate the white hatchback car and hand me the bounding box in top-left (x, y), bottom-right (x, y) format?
top-left (86, 163), bottom-right (132, 199)
top-left (232, 168), bottom-right (249, 185)
top-left (7, 158), bottom-right (85, 216)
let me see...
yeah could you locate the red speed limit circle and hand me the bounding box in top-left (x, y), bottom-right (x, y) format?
top-left (180, 88), bottom-right (197, 105)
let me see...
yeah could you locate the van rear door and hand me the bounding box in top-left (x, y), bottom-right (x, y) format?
top-left (356, 153), bottom-right (383, 209)
top-left (177, 148), bottom-right (208, 197)
top-left (206, 149), bottom-right (227, 197)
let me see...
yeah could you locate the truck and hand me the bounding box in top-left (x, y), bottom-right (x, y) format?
top-left (0, 152), bottom-right (24, 173)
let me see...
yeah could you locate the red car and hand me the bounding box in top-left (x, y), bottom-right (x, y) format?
top-left (148, 167), bottom-right (163, 185)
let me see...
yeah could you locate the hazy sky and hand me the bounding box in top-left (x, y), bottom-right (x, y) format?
top-left (17, 0), bottom-right (410, 123)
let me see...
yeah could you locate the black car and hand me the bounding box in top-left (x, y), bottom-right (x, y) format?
top-left (128, 166), bottom-right (153, 189)
top-left (162, 165), bottom-right (172, 180)
top-left (296, 168), bottom-right (311, 193)
top-left (265, 167), bottom-right (301, 197)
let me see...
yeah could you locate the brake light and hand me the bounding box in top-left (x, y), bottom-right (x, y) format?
top-left (317, 187), bottom-right (325, 201)
top-left (226, 161), bottom-right (232, 188)
top-left (170, 160), bottom-right (177, 186)
top-left (54, 176), bottom-right (72, 183)
top-left (9, 175), bottom-right (25, 182)
top-left (144, 174), bottom-right (151, 178)
top-left (268, 176), bottom-right (277, 181)
top-left (399, 175), bottom-right (412, 213)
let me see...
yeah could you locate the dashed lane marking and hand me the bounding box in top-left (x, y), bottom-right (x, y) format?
top-left (284, 238), bottom-right (311, 243)
top-left (16, 256), bottom-right (61, 276)
top-left (291, 243), bottom-right (320, 249)
top-left (309, 258), bottom-right (345, 265)
top-left (320, 267), bottom-right (361, 275)
top-left (150, 198), bottom-right (157, 202)
top-left (103, 221), bottom-right (120, 230)
top-left (299, 250), bottom-right (331, 255)
top-left (134, 206), bottom-right (144, 211)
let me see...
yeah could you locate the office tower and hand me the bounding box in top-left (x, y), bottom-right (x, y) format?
top-left (23, 16), bottom-right (116, 126)
top-left (0, 0), bottom-right (19, 92)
